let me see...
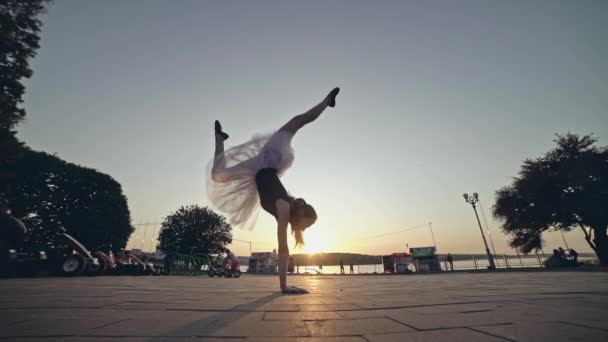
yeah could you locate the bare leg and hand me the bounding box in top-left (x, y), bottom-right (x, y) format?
top-left (213, 133), bottom-right (226, 167)
top-left (279, 87), bottom-right (339, 136)
top-left (211, 127), bottom-right (229, 182)
top-left (298, 98), bottom-right (331, 124)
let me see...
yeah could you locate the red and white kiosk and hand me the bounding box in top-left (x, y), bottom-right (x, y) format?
top-left (381, 252), bottom-right (412, 273)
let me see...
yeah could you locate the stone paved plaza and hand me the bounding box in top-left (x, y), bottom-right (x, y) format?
top-left (1, 271), bottom-right (607, 341)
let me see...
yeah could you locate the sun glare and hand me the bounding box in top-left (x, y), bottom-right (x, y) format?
top-left (300, 228), bottom-right (332, 254)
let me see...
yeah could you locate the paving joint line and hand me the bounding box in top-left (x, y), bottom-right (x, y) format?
top-left (466, 326), bottom-right (517, 341)
top-left (383, 316), bottom-right (421, 331)
top-left (523, 297), bottom-right (585, 301)
top-left (6, 318), bottom-right (33, 326)
top-left (124, 301), bottom-right (170, 304)
top-left (0, 299), bottom-right (522, 314)
top-left (0, 335), bottom-right (75, 339)
top-left (0, 306), bottom-right (107, 310)
top-left (302, 318), bottom-right (312, 337)
top-left (75, 335), bottom-right (202, 339)
top-left (301, 316), bottom-right (386, 322)
top-left (72, 333), bottom-right (374, 339)
top-left (376, 322), bottom-right (515, 333)
top-left (556, 320), bottom-right (608, 332)
top-left (89, 318), bottom-right (130, 330)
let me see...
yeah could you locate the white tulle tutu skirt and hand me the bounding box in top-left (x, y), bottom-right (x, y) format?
top-left (206, 130), bottom-right (295, 230)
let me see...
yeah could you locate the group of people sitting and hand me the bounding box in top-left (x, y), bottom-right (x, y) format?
top-left (553, 247), bottom-right (579, 262)
top-left (545, 247), bottom-right (579, 268)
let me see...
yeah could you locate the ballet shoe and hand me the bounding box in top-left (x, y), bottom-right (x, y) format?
top-left (215, 120), bottom-right (229, 140)
top-left (327, 87), bottom-right (340, 108)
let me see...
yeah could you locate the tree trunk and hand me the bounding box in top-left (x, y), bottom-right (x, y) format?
top-left (592, 226), bottom-right (608, 266)
top-left (579, 224), bottom-right (597, 253)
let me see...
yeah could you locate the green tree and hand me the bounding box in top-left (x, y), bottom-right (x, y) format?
top-left (7, 149), bottom-right (134, 251)
top-left (493, 133), bottom-right (608, 265)
top-left (0, 0), bottom-right (50, 129)
top-left (0, 0), bottom-right (51, 192)
top-left (0, 0), bottom-right (134, 252)
top-left (158, 205), bottom-right (232, 256)
top-left (0, 129), bottom-right (25, 189)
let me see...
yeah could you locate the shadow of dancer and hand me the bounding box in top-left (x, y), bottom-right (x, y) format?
top-left (145, 291), bottom-right (285, 340)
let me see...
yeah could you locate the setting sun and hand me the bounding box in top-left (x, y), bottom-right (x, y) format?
top-left (300, 228), bottom-right (333, 254)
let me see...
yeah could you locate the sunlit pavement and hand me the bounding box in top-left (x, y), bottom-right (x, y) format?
top-left (1, 271), bottom-right (608, 341)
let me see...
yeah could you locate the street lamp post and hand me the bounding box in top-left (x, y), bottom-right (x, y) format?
top-left (428, 221), bottom-right (438, 252)
top-left (478, 199), bottom-right (498, 257)
top-left (232, 238), bottom-right (252, 256)
top-left (463, 193), bottom-right (496, 270)
top-left (560, 231), bottom-right (570, 250)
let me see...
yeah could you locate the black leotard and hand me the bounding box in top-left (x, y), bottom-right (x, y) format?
top-left (255, 168), bottom-right (291, 218)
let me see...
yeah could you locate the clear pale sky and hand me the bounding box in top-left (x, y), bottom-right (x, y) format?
top-left (19, 1), bottom-right (608, 256)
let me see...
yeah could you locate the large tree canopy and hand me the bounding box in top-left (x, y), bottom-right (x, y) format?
top-left (0, 129), bottom-right (25, 191)
top-left (1, 1), bottom-right (134, 253)
top-left (1, 0), bottom-right (51, 193)
top-left (6, 149), bottom-right (134, 251)
top-left (158, 205), bottom-right (232, 256)
top-left (0, 0), bottom-right (50, 130)
top-left (493, 133), bottom-right (608, 265)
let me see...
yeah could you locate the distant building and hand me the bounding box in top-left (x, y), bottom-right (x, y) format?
top-left (248, 251), bottom-right (278, 273)
top-left (410, 246), bottom-right (441, 272)
top-left (247, 251), bottom-right (294, 273)
top-left (382, 253), bottom-right (412, 273)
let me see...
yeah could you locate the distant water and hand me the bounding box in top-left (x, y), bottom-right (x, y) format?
top-left (239, 255), bottom-right (597, 274)
top-left (240, 264), bottom-right (381, 274)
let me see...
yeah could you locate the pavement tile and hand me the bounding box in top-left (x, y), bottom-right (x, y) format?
top-left (110, 302), bottom-right (178, 310)
top-left (305, 318), bottom-right (413, 336)
top-left (2, 272), bottom-right (608, 341)
top-left (165, 302), bottom-right (243, 311)
top-left (83, 312), bottom-right (261, 336)
top-left (298, 304), bottom-right (362, 311)
top-left (0, 312), bottom-right (33, 326)
top-left (387, 310), bottom-right (514, 330)
top-left (235, 303), bottom-right (300, 311)
top-left (336, 309), bottom-right (400, 319)
top-left (0, 317), bottom-right (125, 338)
top-left (211, 318), bottom-right (308, 337)
top-left (248, 338), bottom-right (366, 342)
top-left (318, 298), bottom-right (351, 305)
top-left (270, 296), bottom-right (327, 305)
top-left (352, 298), bottom-right (468, 309)
top-left (561, 320), bottom-right (608, 332)
top-left (264, 311), bottom-right (343, 320)
top-left (474, 321), bottom-right (608, 341)
top-left (3, 308), bottom-right (200, 321)
top-left (6, 338), bottom-right (244, 342)
top-left (365, 328), bottom-right (507, 341)
top-left (0, 299), bottom-right (118, 309)
top-left (403, 301), bottom-right (525, 315)
top-left (82, 315), bottom-right (216, 337)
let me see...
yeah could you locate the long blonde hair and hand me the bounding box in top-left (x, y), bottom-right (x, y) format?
top-left (289, 198), bottom-right (317, 247)
top-left (292, 227), bottom-right (305, 247)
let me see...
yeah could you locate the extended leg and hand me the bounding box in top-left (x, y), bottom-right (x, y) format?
top-left (211, 120), bottom-right (227, 175)
top-left (211, 120), bottom-right (262, 183)
top-left (278, 87), bottom-right (340, 135)
top-left (211, 121), bottom-right (236, 183)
